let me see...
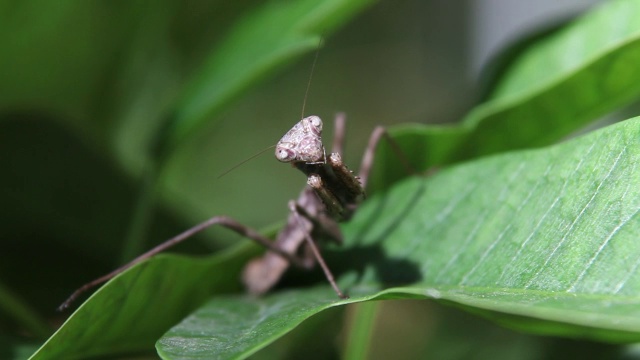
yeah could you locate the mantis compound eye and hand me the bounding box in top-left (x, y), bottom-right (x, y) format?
top-left (306, 116), bottom-right (323, 133)
top-left (276, 147), bottom-right (296, 162)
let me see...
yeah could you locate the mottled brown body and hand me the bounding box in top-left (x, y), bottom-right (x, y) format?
top-left (243, 115), bottom-right (366, 297)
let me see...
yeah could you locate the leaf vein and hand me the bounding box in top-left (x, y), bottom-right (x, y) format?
top-left (496, 163), bottom-right (553, 284)
top-left (523, 142), bottom-right (596, 289)
top-left (567, 147), bottom-right (630, 292)
top-left (459, 162), bottom-right (526, 285)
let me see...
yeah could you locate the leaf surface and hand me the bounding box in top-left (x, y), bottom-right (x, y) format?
top-left (29, 245), bottom-right (257, 360)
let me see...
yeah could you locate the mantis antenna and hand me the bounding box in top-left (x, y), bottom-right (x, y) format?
top-left (217, 144), bottom-right (275, 178)
top-left (300, 37), bottom-right (324, 119)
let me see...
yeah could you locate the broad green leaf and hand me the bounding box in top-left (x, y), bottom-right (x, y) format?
top-left (29, 245), bottom-right (258, 360)
top-left (157, 287), bottom-right (350, 360)
top-left (168, 0), bottom-right (374, 148)
top-left (459, 0), bottom-right (640, 156)
top-left (157, 117), bottom-right (640, 358)
top-left (373, 0), bottom-right (640, 189)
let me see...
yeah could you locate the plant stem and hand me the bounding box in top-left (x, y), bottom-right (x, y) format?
top-left (119, 159), bottom-right (161, 264)
top-left (343, 301), bottom-right (379, 360)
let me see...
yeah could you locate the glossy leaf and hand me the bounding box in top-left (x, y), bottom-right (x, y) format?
top-left (459, 0), bottom-right (640, 156)
top-left (29, 245), bottom-right (258, 360)
top-left (157, 117), bottom-right (640, 358)
top-left (157, 287), bottom-right (347, 360)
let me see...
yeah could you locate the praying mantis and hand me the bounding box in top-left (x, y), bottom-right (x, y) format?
top-left (243, 113), bottom-right (406, 298)
top-left (59, 111), bottom-right (409, 310)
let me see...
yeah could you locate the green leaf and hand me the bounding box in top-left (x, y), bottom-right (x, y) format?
top-left (156, 117), bottom-right (640, 358)
top-left (156, 287), bottom-right (347, 359)
top-left (460, 0), bottom-right (640, 156)
top-left (347, 117), bottom-right (640, 340)
top-left (28, 245), bottom-right (258, 360)
top-left (373, 0), bottom-right (640, 189)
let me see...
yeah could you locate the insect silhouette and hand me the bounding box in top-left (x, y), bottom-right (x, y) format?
top-left (59, 44), bottom-right (411, 310)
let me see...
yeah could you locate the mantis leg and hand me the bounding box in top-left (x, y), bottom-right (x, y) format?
top-left (59, 216), bottom-right (307, 311)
